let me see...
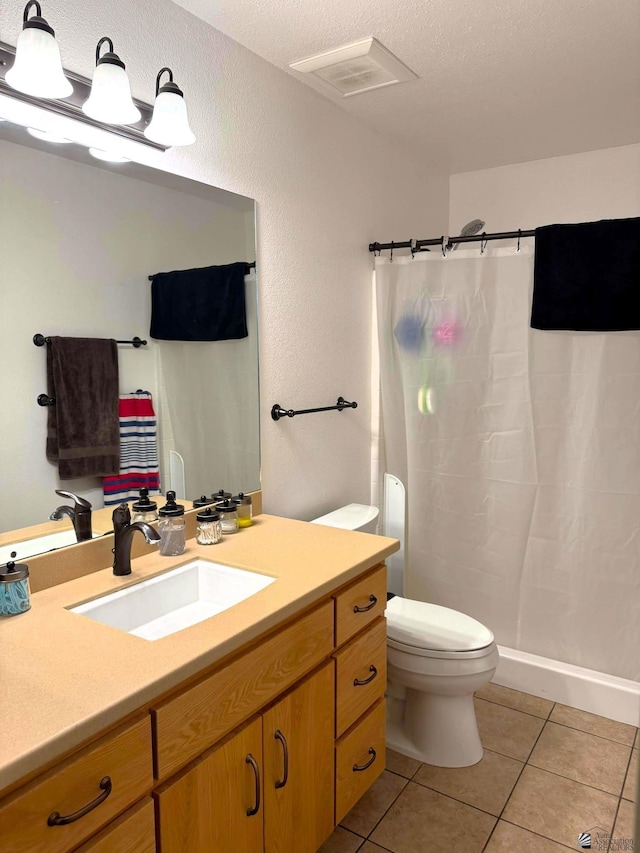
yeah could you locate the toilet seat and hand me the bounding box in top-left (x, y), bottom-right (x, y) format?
top-left (386, 596), bottom-right (494, 654)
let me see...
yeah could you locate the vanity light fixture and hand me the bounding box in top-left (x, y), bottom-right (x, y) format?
top-left (144, 67), bottom-right (195, 147)
top-left (5, 1), bottom-right (72, 99)
top-left (82, 37), bottom-right (141, 126)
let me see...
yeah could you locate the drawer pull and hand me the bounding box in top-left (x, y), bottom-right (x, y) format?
top-left (47, 776), bottom-right (112, 826)
top-left (353, 595), bottom-right (377, 613)
top-left (353, 665), bottom-right (378, 687)
top-left (274, 729), bottom-right (289, 789)
top-left (353, 748), bottom-right (377, 773)
top-left (246, 754), bottom-right (261, 816)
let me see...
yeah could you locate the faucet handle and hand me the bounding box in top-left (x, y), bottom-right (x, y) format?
top-left (54, 490), bottom-right (92, 511)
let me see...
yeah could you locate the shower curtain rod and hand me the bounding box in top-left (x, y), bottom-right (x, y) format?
top-left (369, 229), bottom-right (535, 254)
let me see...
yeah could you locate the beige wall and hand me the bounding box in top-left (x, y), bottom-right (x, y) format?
top-left (449, 143), bottom-right (640, 237)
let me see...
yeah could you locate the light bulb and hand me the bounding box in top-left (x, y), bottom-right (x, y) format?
top-left (144, 67), bottom-right (195, 147)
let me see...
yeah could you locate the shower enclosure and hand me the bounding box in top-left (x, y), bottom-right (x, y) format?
top-left (376, 247), bottom-right (640, 684)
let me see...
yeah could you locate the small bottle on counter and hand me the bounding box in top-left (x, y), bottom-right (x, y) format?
top-left (158, 491), bottom-right (186, 556)
top-left (211, 488), bottom-right (232, 504)
top-left (196, 507), bottom-right (223, 545)
top-left (131, 487), bottom-right (158, 523)
top-left (0, 560), bottom-right (31, 616)
top-left (216, 499), bottom-right (239, 534)
top-left (232, 493), bottom-right (253, 527)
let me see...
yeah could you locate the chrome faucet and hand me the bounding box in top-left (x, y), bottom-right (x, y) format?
top-left (50, 490), bottom-right (93, 542)
top-left (112, 503), bottom-right (160, 576)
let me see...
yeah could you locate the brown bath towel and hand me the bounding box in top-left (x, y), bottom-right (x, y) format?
top-left (46, 337), bottom-right (120, 479)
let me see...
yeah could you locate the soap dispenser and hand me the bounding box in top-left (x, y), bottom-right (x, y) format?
top-left (131, 488), bottom-right (158, 523)
top-left (0, 559), bottom-right (31, 615)
top-left (158, 491), bottom-right (186, 556)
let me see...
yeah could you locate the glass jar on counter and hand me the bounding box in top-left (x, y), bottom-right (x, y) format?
top-left (193, 495), bottom-right (216, 509)
top-left (196, 508), bottom-right (223, 545)
top-left (232, 493), bottom-right (253, 527)
top-left (211, 489), bottom-right (231, 504)
top-left (158, 491), bottom-right (186, 556)
top-left (215, 499), bottom-right (239, 534)
top-left (131, 487), bottom-right (158, 523)
top-left (0, 560), bottom-right (30, 616)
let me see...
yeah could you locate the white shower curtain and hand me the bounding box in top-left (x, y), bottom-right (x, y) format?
top-left (376, 248), bottom-right (640, 681)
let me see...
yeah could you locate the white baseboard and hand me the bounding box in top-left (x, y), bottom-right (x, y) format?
top-left (494, 645), bottom-right (640, 727)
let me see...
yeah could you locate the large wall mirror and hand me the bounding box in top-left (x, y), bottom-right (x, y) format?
top-left (0, 125), bottom-right (259, 557)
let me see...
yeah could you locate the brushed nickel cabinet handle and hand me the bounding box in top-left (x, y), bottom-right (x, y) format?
top-left (353, 595), bottom-right (377, 613)
top-left (246, 754), bottom-right (261, 816)
top-left (353, 748), bottom-right (376, 772)
top-left (353, 665), bottom-right (378, 687)
top-left (47, 776), bottom-right (112, 826)
top-left (274, 729), bottom-right (289, 789)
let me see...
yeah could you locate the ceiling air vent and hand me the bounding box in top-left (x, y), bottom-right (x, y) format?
top-left (290, 37), bottom-right (417, 98)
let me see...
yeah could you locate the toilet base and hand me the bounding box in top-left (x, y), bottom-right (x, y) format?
top-left (386, 690), bottom-right (484, 768)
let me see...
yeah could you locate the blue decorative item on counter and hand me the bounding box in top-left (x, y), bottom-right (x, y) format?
top-left (0, 560), bottom-right (30, 616)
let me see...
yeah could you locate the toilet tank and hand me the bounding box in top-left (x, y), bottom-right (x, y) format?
top-left (310, 503), bottom-right (379, 534)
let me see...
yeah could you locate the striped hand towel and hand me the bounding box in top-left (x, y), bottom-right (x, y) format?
top-left (103, 391), bottom-right (160, 506)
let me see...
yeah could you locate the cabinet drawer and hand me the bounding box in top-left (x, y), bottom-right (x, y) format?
top-left (335, 699), bottom-right (385, 824)
top-left (334, 565), bottom-right (386, 647)
top-left (0, 716), bottom-right (153, 853)
top-left (75, 799), bottom-right (155, 853)
top-left (334, 618), bottom-right (387, 737)
top-left (153, 600), bottom-right (334, 780)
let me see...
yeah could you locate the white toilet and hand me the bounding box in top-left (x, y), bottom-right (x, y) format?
top-left (311, 493), bottom-right (498, 768)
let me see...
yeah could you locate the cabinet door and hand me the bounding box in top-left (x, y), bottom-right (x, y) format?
top-left (262, 661), bottom-right (335, 853)
top-left (155, 716), bottom-right (263, 853)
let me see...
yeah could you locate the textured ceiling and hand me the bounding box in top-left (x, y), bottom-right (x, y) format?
top-left (172, 0), bottom-right (640, 173)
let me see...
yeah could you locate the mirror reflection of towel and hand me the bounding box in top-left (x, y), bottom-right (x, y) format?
top-left (531, 217), bottom-right (640, 331)
top-left (46, 337), bottom-right (120, 479)
top-left (149, 262), bottom-right (248, 341)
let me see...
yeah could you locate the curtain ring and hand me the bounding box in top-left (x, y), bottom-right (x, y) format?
top-left (480, 232), bottom-right (488, 254)
top-left (410, 238), bottom-right (416, 259)
top-left (517, 229), bottom-right (521, 252)
top-left (441, 236), bottom-right (448, 258)
top-left (390, 240), bottom-right (394, 263)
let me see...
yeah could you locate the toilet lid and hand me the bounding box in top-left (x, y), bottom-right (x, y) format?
top-left (386, 596), bottom-right (494, 652)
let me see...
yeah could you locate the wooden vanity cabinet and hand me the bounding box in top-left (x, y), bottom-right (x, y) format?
top-left (155, 662), bottom-right (335, 853)
top-left (0, 563), bottom-right (388, 853)
top-left (156, 716), bottom-right (264, 853)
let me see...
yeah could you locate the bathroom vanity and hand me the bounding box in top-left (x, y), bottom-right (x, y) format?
top-left (0, 515), bottom-right (398, 852)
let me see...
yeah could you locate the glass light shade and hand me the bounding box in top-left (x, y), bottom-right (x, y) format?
top-left (82, 61), bottom-right (141, 125)
top-left (144, 90), bottom-right (195, 147)
top-left (5, 26), bottom-right (72, 99)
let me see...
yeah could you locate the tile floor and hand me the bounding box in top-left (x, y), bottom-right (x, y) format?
top-left (319, 683), bottom-right (638, 853)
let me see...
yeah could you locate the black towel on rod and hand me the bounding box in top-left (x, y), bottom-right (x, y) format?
top-left (531, 217), bottom-right (640, 331)
top-left (149, 262), bottom-right (248, 341)
top-left (46, 337), bottom-right (120, 479)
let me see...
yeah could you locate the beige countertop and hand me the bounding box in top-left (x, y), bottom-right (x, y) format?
top-left (0, 514), bottom-right (398, 795)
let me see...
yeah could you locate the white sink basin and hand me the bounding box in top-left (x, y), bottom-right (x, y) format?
top-left (0, 530), bottom-right (102, 563)
top-left (69, 559), bottom-right (276, 641)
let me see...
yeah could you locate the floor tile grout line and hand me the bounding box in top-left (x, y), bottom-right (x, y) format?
top-left (476, 691), bottom-right (638, 747)
top-left (474, 692), bottom-right (555, 721)
top-left (481, 705), bottom-right (553, 852)
top-left (340, 771), bottom-right (411, 844)
top-left (498, 817), bottom-right (585, 851)
top-left (545, 718), bottom-right (638, 748)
